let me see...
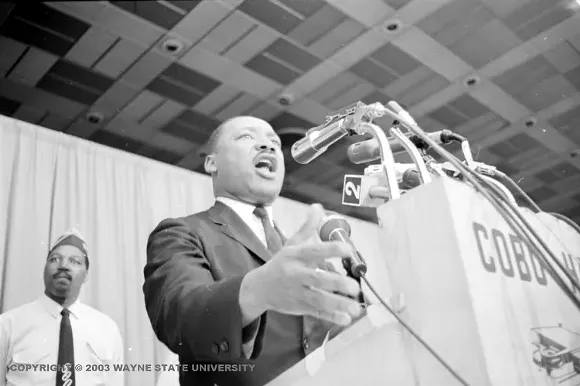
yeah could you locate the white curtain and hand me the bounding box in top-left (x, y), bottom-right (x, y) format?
top-left (0, 115), bottom-right (391, 386)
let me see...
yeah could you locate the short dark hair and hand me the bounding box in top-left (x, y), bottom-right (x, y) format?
top-left (200, 117), bottom-right (238, 157)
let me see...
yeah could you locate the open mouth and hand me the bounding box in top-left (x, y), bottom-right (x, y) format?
top-left (253, 154), bottom-right (278, 177)
top-left (54, 273), bottom-right (71, 281)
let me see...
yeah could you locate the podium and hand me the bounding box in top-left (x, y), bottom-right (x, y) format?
top-left (268, 177), bottom-right (580, 386)
top-left (267, 305), bottom-right (416, 386)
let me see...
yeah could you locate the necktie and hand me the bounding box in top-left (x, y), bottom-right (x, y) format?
top-left (253, 206), bottom-right (283, 253)
top-left (56, 309), bottom-right (75, 386)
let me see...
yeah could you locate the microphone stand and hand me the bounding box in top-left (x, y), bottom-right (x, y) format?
top-left (389, 123), bottom-right (432, 185)
top-left (354, 122), bottom-right (401, 200)
top-left (342, 258), bottom-right (367, 305)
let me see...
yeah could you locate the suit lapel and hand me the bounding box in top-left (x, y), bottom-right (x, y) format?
top-left (208, 202), bottom-right (272, 263)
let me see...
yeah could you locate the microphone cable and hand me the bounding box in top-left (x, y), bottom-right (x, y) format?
top-left (472, 175), bottom-right (580, 308)
top-left (399, 120), bottom-right (580, 310)
top-left (469, 168), bottom-right (580, 302)
top-left (358, 272), bottom-right (470, 385)
top-left (492, 170), bottom-right (542, 213)
top-left (336, 221), bottom-right (472, 384)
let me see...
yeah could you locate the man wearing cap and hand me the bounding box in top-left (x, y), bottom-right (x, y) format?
top-left (0, 228), bottom-right (125, 386)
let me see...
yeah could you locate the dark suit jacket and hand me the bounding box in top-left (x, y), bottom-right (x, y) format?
top-left (143, 201), bottom-right (342, 386)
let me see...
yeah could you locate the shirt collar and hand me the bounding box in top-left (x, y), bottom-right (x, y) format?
top-left (39, 293), bottom-right (81, 320)
top-left (216, 196), bottom-right (274, 225)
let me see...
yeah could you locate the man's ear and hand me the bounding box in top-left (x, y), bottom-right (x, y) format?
top-left (204, 154), bottom-right (217, 174)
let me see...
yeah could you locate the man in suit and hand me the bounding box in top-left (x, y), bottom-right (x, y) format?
top-left (143, 116), bottom-right (365, 386)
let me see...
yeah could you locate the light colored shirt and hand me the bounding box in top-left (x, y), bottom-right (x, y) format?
top-left (0, 295), bottom-right (124, 386)
top-left (216, 196), bottom-right (274, 247)
top-left (216, 196), bottom-right (276, 359)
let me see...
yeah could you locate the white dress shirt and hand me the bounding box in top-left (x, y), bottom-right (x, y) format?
top-left (216, 196), bottom-right (275, 247)
top-left (0, 295), bottom-right (124, 386)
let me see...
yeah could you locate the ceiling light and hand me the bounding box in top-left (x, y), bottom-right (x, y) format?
top-left (160, 37), bottom-right (185, 55)
top-left (524, 117), bottom-right (537, 128)
top-left (85, 111), bottom-right (104, 125)
top-left (278, 93), bottom-right (294, 106)
top-left (463, 75), bottom-right (480, 87)
top-left (382, 19), bottom-right (403, 35)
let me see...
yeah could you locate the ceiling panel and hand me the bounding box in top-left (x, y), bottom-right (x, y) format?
top-left (528, 186), bottom-right (557, 202)
top-left (264, 38), bottom-right (321, 72)
top-left (308, 71), bottom-right (359, 105)
top-left (493, 55), bottom-right (559, 97)
top-left (543, 39), bottom-right (580, 73)
top-left (564, 65), bottom-right (580, 91)
top-left (517, 74), bottom-right (577, 112)
top-left (245, 54), bottom-right (299, 85)
top-left (308, 18), bottom-right (366, 59)
top-left (0, 36), bottom-right (26, 77)
top-left (37, 59), bottom-right (115, 105)
top-left (7, 47), bottom-right (58, 87)
top-left (389, 66), bottom-right (451, 107)
top-left (0, 3), bottom-right (89, 57)
top-left (449, 94), bottom-right (491, 119)
top-left (110, 1), bottom-right (186, 30)
top-left (370, 42), bottom-right (422, 76)
top-left (0, 95), bottom-right (20, 116)
top-left (417, 0), bottom-right (488, 44)
top-left (0, 0), bottom-right (578, 224)
top-left (197, 10), bottom-right (256, 55)
top-left (90, 128), bottom-right (144, 154)
top-left (93, 38), bottom-right (148, 79)
top-left (64, 26), bottom-right (119, 68)
top-left (549, 104), bottom-right (580, 146)
top-left (288, 4), bottom-right (344, 46)
top-left (449, 19), bottom-right (522, 69)
top-left (502, 0), bottom-right (575, 41)
top-left (140, 99), bottom-right (185, 130)
top-left (487, 132), bottom-right (548, 159)
top-left (237, 0), bottom-right (302, 34)
top-left (349, 58), bottom-right (398, 88)
top-left (222, 24), bottom-right (278, 64)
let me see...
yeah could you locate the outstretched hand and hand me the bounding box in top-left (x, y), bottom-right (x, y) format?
top-left (248, 204), bottom-right (363, 325)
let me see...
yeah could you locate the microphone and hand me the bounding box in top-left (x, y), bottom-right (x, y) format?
top-left (291, 117), bottom-right (353, 164)
top-left (346, 130), bottom-right (457, 164)
top-left (290, 101), bottom-right (390, 164)
top-left (401, 168), bottom-right (421, 190)
top-left (318, 214), bottom-right (367, 279)
top-left (342, 163), bottom-right (423, 207)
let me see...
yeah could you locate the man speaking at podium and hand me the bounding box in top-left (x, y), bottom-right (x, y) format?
top-left (143, 116), bottom-right (365, 386)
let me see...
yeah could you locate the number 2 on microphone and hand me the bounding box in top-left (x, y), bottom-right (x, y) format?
top-left (342, 175), bottom-right (363, 206)
top-left (345, 181), bottom-right (360, 199)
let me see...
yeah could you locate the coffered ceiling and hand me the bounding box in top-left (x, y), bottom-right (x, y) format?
top-left (1, 0), bottom-right (579, 224)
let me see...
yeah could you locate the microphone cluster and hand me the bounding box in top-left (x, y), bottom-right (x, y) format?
top-left (290, 101), bottom-right (389, 165)
top-left (346, 130), bottom-right (460, 164)
top-left (297, 99), bottom-right (559, 386)
top-left (290, 99), bottom-right (471, 208)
